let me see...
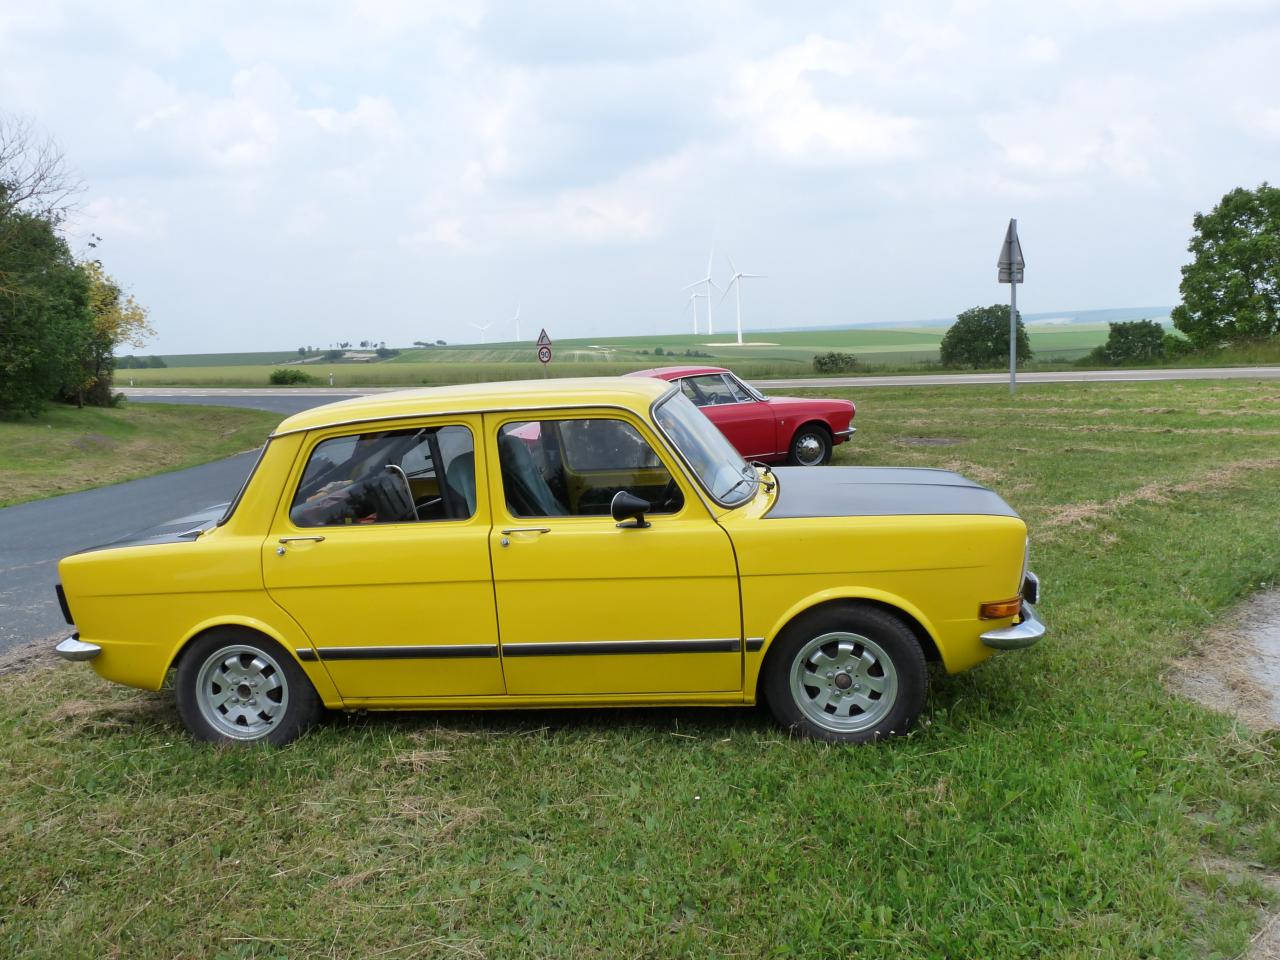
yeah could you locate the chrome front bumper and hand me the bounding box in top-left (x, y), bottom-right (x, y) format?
top-left (980, 572), bottom-right (1045, 650)
top-left (54, 634), bottom-right (101, 661)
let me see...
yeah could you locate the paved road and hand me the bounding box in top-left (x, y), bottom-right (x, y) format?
top-left (0, 452), bottom-right (261, 652)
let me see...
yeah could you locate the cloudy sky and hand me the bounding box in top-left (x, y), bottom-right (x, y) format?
top-left (2, 1), bottom-right (1277, 353)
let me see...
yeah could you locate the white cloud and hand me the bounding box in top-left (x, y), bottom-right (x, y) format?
top-left (721, 35), bottom-right (926, 166)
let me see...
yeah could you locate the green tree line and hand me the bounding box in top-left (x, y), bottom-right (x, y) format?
top-left (1, 116), bottom-right (151, 416)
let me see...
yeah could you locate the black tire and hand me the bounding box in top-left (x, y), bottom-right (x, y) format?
top-left (787, 423), bottom-right (832, 466)
top-left (762, 605), bottom-right (927, 743)
top-left (175, 628), bottom-right (323, 746)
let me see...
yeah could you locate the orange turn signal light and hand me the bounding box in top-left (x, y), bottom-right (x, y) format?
top-left (979, 598), bottom-right (1022, 620)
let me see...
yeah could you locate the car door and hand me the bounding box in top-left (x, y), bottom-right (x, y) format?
top-left (678, 374), bottom-right (777, 459)
top-left (485, 410), bottom-right (743, 696)
top-left (261, 416), bottom-right (505, 701)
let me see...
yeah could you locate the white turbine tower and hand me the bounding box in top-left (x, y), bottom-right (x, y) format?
top-left (720, 257), bottom-right (765, 345)
top-left (684, 290), bottom-right (706, 335)
top-left (511, 305), bottom-right (521, 341)
top-left (470, 319), bottom-right (494, 344)
top-left (683, 250), bottom-right (719, 336)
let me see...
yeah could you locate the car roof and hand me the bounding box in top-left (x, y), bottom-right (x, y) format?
top-left (624, 365), bottom-right (729, 380)
top-left (271, 376), bottom-right (675, 436)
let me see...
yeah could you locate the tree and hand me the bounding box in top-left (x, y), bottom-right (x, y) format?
top-left (0, 211), bottom-right (92, 414)
top-left (940, 304), bottom-right (1032, 368)
top-left (62, 260), bottom-right (153, 406)
top-left (1172, 183), bottom-right (1280, 348)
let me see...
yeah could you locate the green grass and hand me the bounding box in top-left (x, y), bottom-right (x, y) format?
top-left (3, 379), bottom-right (1280, 957)
top-left (0, 403), bottom-right (282, 507)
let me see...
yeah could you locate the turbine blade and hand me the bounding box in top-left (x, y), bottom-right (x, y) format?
top-left (682, 279), bottom-right (704, 291)
top-left (719, 278), bottom-right (736, 304)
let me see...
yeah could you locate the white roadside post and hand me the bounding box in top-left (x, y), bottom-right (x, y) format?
top-left (998, 219), bottom-right (1025, 396)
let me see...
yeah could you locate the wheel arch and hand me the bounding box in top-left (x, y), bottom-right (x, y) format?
top-left (787, 420), bottom-right (834, 465)
top-left (749, 590), bottom-right (944, 700)
top-left (164, 615), bottom-right (342, 707)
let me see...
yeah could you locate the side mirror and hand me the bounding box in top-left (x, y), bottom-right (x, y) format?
top-left (611, 490), bottom-right (651, 528)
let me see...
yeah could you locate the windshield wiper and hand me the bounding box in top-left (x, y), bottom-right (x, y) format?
top-left (722, 465), bottom-right (761, 503)
top-left (749, 460), bottom-right (776, 492)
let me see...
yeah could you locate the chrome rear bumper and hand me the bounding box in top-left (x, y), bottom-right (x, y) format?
top-left (54, 634), bottom-right (101, 661)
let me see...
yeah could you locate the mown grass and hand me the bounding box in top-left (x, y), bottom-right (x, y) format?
top-left (0, 403), bottom-right (283, 507)
top-left (3, 379), bottom-right (1280, 958)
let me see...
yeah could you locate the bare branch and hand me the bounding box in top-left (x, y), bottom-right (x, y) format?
top-left (0, 114), bottom-right (84, 224)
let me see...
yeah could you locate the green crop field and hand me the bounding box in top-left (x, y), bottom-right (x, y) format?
top-left (3, 378), bottom-right (1279, 958)
top-left (123, 325), bottom-right (1117, 387)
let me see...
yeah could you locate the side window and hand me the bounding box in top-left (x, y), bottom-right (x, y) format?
top-left (724, 375), bottom-right (754, 403)
top-left (684, 375), bottom-right (738, 406)
top-left (498, 419), bottom-right (684, 518)
top-left (290, 425), bottom-right (475, 527)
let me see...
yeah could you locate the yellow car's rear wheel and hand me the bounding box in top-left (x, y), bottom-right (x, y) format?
top-left (176, 629), bottom-right (322, 746)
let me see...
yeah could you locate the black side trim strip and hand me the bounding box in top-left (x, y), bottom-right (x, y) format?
top-left (295, 648), bottom-right (318, 662)
top-left (744, 637), bottom-right (765, 652)
top-left (502, 638), bottom-right (741, 657)
top-left (313, 644), bottom-right (499, 661)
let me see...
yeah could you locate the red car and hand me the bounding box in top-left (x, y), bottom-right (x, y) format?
top-left (626, 365), bottom-right (855, 466)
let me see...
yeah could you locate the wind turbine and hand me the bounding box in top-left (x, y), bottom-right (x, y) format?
top-left (720, 257), bottom-right (766, 345)
top-left (511, 305), bottom-right (521, 341)
top-left (684, 290), bottom-right (706, 335)
top-left (470, 319), bottom-right (494, 344)
top-left (683, 250), bottom-right (719, 336)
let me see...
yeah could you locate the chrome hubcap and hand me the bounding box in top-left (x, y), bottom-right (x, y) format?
top-left (795, 433), bottom-right (824, 465)
top-left (195, 645), bottom-right (289, 740)
top-left (789, 631), bottom-right (898, 732)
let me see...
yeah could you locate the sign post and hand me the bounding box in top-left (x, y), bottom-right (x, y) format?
top-left (536, 329), bottom-right (552, 377)
top-left (997, 219), bottom-right (1025, 396)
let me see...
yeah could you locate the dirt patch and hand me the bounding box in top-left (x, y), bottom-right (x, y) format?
top-left (0, 637), bottom-right (58, 675)
top-left (1041, 457), bottom-right (1280, 534)
top-left (1170, 590), bottom-right (1280, 731)
top-left (895, 437), bottom-right (963, 447)
top-left (70, 432), bottom-right (116, 452)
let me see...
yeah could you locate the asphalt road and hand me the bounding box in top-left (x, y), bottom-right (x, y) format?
top-left (0, 451), bottom-right (261, 652)
top-left (4, 365), bottom-right (1276, 652)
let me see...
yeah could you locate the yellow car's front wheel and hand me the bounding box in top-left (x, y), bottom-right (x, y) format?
top-left (764, 605), bottom-right (928, 743)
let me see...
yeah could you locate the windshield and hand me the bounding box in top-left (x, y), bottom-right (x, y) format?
top-left (653, 391), bottom-right (758, 506)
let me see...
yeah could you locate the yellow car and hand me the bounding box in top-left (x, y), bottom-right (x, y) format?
top-left (54, 377), bottom-right (1043, 746)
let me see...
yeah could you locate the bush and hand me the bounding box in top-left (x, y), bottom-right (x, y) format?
top-left (812, 352), bottom-right (858, 374)
top-left (1099, 320), bottom-right (1165, 364)
top-left (269, 368), bottom-right (315, 385)
top-left (1162, 332), bottom-right (1196, 359)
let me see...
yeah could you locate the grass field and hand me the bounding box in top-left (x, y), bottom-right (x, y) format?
top-left (0, 404), bottom-right (283, 507)
top-left (3, 378), bottom-right (1279, 958)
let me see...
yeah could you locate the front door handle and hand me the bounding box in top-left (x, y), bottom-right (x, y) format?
top-left (276, 535), bottom-right (325, 556)
top-left (499, 527), bottom-right (550, 547)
